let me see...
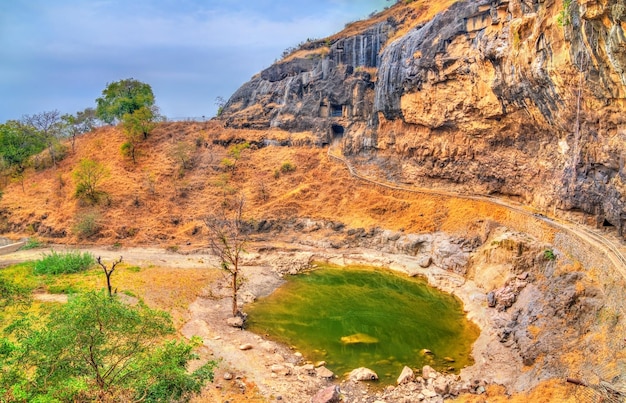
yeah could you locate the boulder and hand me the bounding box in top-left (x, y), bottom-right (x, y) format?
top-left (397, 366), bottom-right (415, 385)
top-left (316, 366), bottom-right (335, 379)
top-left (239, 343), bottom-right (253, 351)
top-left (422, 365), bottom-right (437, 379)
top-left (349, 367), bottom-right (379, 381)
top-left (226, 316), bottom-right (244, 328)
top-left (311, 385), bottom-right (341, 403)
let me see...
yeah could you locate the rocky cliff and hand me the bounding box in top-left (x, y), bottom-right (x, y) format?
top-left (220, 0), bottom-right (626, 234)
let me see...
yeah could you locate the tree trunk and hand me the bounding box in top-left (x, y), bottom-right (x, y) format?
top-left (232, 271), bottom-right (238, 317)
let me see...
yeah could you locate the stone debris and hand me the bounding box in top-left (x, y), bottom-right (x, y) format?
top-left (311, 385), bottom-right (341, 403)
top-left (315, 366), bottom-right (335, 379)
top-left (396, 366), bottom-right (414, 385)
top-left (239, 343), bottom-right (253, 350)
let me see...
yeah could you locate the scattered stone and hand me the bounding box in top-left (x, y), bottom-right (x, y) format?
top-left (397, 366), bottom-right (415, 385)
top-left (316, 366), bottom-right (335, 379)
top-left (443, 356), bottom-right (455, 363)
top-left (294, 352), bottom-right (303, 358)
top-left (422, 365), bottom-right (437, 379)
top-left (487, 291), bottom-right (496, 307)
top-left (433, 377), bottom-right (449, 395)
top-left (476, 385), bottom-right (486, 394)
top-left (226, 316), bottom-right (244, 328)
top-left (223, 372), bottom-right (233, 380)
top-left (349, 367), bottom-right (379, 381)
top-left (315, 360), bottom-right (327, 368)
top-left (270, 364), bottom-right (285, 373)
top-left (422, 388), bottom-right (437, 398)
top-left (260, 341), bottom-right (276, 353)
top-left (239, 343), bottom-right (253, 351)
top-left (311, 385), bottom-right (341, 403)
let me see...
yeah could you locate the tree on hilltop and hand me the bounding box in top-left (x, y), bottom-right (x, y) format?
top-left (96, 78), bottom-right (155, 124)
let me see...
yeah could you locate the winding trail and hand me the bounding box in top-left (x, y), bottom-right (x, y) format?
top-left (327, 144), bottom-right (626, 280)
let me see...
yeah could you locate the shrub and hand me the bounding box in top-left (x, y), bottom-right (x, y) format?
top-left (34, 250), bottom-right (95, 275)
top-left (73, 212), bottom-right (101, 239)
top-left (543, 249), bottom-right (556, 261)
top-left (73, 158), bottom-right (109, 204)
top-left (280, 161), bottom-right (296, 173)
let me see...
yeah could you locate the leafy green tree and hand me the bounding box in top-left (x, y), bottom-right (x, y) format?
top-left (121, 105), bottom-right (161, 163)
top-left (0, 121), bottom-right (46, 173)
top-left (1, 291), bottom-right (215, 402)
top-left (73, 158), bottom-right (109, 204)
top-left (96, 78), bottom-right (155, 124)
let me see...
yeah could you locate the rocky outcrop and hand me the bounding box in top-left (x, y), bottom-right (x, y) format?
top-left (220, 0), bottom-right (626, 234)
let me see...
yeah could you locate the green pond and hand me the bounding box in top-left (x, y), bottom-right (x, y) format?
top-left (246, 265), bottom-right (480, 384)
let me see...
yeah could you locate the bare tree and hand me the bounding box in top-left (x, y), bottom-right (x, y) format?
top-left (22, 110), bottom-right (63, 166)
top-left (204, 197), bottom-right (248, 317)
top-left (96, 256), bottom-right (123, 297)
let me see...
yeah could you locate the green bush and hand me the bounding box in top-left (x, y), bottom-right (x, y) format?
top-left (34, 250), bottom-right (95, 275)
top-left (543, 249), bottom-right (556, 261)
top-left (280, 161), bottom-right (296, 173)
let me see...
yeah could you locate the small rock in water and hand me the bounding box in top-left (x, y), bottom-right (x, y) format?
top-left (420, 348), bottom-right (433, 356)
top-left (443, 356), bottom-right (455, 363)
top-left (223, 372), bottom-right (233, 380)
top-left (239, 343), bottom-right (253, 350)
top-left (315, 360), bottom-right (327, 368)
top-left (294, 352), bottom-right (303, 358)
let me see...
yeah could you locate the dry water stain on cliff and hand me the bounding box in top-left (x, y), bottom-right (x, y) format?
top-left (246, 264), bottom-right (479, 384)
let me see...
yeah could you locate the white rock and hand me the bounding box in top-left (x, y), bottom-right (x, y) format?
top-left (348, 367), bottom-right (379, 381)
top-left (397, 366), bottom-right (415, 385)
top-left (316, 366), bottom-right (335, 379)
top-left (223, 372), bottom-right (233, 380)
top-left (226, 316), bottom-right (244, 328)
top-left (260, 341), bottom-right (276, 353)
top-left (422, 388), bottom-right (438, 398)
top-left (422, 365), bottom-right (438, 379)
top-left (239, 343), bottom-right (253, 350)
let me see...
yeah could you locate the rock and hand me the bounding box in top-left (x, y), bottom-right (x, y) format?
top-left (340, 333), bottom-right (379, 344)
top-left (270, 364), bottom-right (285, 373)
top-left (294, 352), bottom-right (303, 358)
top-left (419, 348), bottom-right (433, 356)
top-left (348, 367), bottom-right (379, 381)
top-left (422, 388), bottom-right (437, 398)
top-left (223, 372), bottom-right (233, 380)
top-left (487, 291), bottom-right (496, 307)
top-left (314, 361), bottom-right (327, 368)
top-left (226, 316), bottom-right (244, 328)
top-left (260, 341), bottom-right (276, 353)
top-left (443, 356), bottom-right (455, 363)
top-left (432, 377), bottom-right (449, 395)
top-left (422, 365), bottom-right (437, 379)
top-left (316, 366), bottom-right (335, 379)
top-left (396, 366), bottom-right (415, 385)
top-left (239, 343), bottom-right (253, 351)
top-left (311, 385), bottom-right (341, 403)
top-left (418, 255), bottom-right (432, 268)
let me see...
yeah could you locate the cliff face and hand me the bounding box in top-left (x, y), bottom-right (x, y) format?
top-left (220, 0), bottom-right (626, 232)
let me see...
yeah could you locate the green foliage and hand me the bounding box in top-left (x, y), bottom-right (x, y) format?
top-left (73, 158), bottom-right (109, 204)
top-left (543, 249), bottom-right (556, 261)
top-left (0, 277), bottom-right (31, 309)
top-left (19, 237), bottom-right (43, 250)
top-left (72, 212), bottom-right (101, 239)
top-left (557, 0), bottom-right (572, 27)
top-left (96, 78), bottom-right (155, 124)
top-left (0, 291), bottom-right (214, 402)
top-left (0, 121), bottom-right (46, 173)
top-left (228, 142), bottom-right (250, 160)
top-left (280, 161), bottom-right (296, 173)
top-left (122, 105), bottom-right (159, 140)
top-left (33, 250), bottom-right (95, 275)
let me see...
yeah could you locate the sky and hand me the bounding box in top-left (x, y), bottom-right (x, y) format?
top-left (0, 0), bottom-right (390, 122)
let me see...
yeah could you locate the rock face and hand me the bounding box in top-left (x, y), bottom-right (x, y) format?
top-left (221, 0), bottom-right (626, 233)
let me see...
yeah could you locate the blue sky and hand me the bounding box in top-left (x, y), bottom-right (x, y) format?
top-left (0, 0), bottom-right (389, 122)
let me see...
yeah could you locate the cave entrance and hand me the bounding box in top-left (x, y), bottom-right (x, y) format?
top-left (332, 124), bottom-right (344, 139)
top-left (330, 104), bottom-right (343, 118)
top-left (603, 219), bottom-right (615, 227)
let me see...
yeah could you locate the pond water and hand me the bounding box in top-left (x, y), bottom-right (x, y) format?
top-left (246, 265), bottom-right (479, 384)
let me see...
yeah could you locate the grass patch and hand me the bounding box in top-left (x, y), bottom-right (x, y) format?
top-left (34, 250), bottom-right (95, 275)
top-left (19, 237), bottom-right (44, 250)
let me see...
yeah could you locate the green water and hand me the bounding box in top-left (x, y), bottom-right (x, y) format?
top-left (246, 265), bottom-right (480, 384)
